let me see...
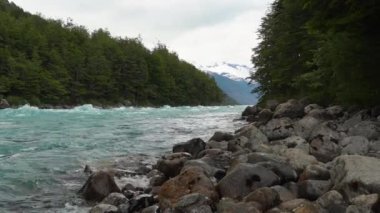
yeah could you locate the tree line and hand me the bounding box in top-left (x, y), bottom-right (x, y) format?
top-left (0, 0), bottom-right (223, 106)
top-left (251, 0), bottom-right (380, 106)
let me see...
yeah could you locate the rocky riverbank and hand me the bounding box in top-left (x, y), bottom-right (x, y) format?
top-left (78, 99), bottom-right (380, 213)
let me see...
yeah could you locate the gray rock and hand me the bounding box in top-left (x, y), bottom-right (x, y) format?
top-left (339, 136), bottom-right (370, 155)
top-left (118, 203), bottom-right (130, 213)
top-left (345, 205), bottom-right (371, 213)
top-left (266, 99), bottom-right (280, 111)
top-left (270, 136), bottom-right (309, 153)
top-left (101, 192), bottom-right (128, 206)
top-left (255, 161), bottom-right (298, 183)
top-left (242, 106), bottom-right (260, 117)
top-left (0, 99), bottom-right (10, 109)
top-left (279, 148), bottom-right (319, 173)
top-left (330, 155), bottom-right (380, 200)
top-left (368, 141), bottom-right (380, 158)
top-left (141, 205), bottom-right (160, 213)
top-left (129, 194), bottom-right (155, 212)
top-left (206, 140), bottom-right (228, 150)
top-left (90, 204), bottom-right (118, 213)
top-left (217, 198), bottom-right (261, 213)
top-left (316, 190), bottom-right (344, 209)
top-left (246, 152), bottom-right (287, 165)
top-left (243, 187), bottom-right (280, 211)
top-left (348, 121), bottom-right (380, 140)
top-left (174, 193), bottom-right (212, 213)
top-left (235, 125), bottom-right (269, 149)
top-left (297, 180), bottom-right (331, 200)
top-left (227, 136), bottom-right (249, 152)
top-left (217, 163), bottom-right (280, 199)
top-left (278, 199), bottom-right (319, 212)
top-left (257, 109), bottom-right (273, 123)
top-left (182, 159), bottom-right (225, 180)
top-left (156, 152), bottom-right (191, 178)
top-left (326, 105), bottom-right (344, 118)
top-left (261, 118), bottom-right (295, 140)
top-left (172, 138), bottom-right (206, 157)
top-left (78, 170), bottom-right (121, 201)
top-left (350, 194), bottom-right (379, 208)
top-left (299, 164), bottom-right (330, 181)
top-left (305, 104), bottom-right (323, 114)
top-left (271, 185), bottom-right (296, 202)
top-left (308, 109), bottom-right (330, 120)
top-left (309, 122), bottom-right (343, 162)
top-left (209, 131), bottom-right (233, 142)
top-left (273, 99), bottom-right (304, 119)
top-left (294, 116), bottom-right (322, 140)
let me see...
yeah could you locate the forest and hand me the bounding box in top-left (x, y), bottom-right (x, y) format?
top-left (251, 0), bottom-right (380, 106)
top-left (0, 0), bottom-right (223, 106)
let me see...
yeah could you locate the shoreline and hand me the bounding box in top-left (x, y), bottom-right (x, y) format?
top-left (77, 99), bottom-right (380, 212)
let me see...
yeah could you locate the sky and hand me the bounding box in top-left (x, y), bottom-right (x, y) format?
top-left (10, 0), bottom-right (273, 67)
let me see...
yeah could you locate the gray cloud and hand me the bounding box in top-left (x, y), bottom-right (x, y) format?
top-left (11, 0), bottom-right (273, 65)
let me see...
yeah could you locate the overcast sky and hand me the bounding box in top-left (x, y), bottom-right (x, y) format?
top-left (10, 0), bottom-right (273, 66)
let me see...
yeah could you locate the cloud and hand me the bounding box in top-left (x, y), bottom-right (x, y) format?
top-left (10, 0), bottom-right (273, 65)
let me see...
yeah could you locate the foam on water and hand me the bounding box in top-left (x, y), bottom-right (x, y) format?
top-left (0, 105), bottom-right (246, 211)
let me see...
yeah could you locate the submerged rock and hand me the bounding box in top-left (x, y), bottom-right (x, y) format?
top-left (78, 170), bottom-right (121, 201)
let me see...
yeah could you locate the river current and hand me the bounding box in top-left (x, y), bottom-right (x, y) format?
top-left (0, 105), bottom-right (246, 212)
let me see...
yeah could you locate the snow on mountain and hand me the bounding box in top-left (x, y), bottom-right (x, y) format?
top-left (199, 62), bottom-right (253, 82)
top-left (199, 62), bottom-right (258, 105)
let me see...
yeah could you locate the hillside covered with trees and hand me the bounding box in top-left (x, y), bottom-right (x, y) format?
top-left (251, 0), bottom-right (380, 106)
top-left (0, 0), bottom-right (223, 106)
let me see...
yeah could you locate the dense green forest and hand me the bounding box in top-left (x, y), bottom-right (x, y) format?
top-left (0, 0), bottom-right (223, 106)
top-left (252, 0), bottom-right (380, 106)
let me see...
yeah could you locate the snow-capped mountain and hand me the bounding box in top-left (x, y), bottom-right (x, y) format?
top-left (199, 62), bottom-right (259, 105)
top-left (199, 62), bottom-right (253, 81)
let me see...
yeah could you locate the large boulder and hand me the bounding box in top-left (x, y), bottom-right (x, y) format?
top-left (326, 105), bottom-right (344, 119)
top-left (271, 185), bottom-right (296, 202)
top-left (304, 104), bottom-right (323, 114)
top-left (217, 198), bottom-right (261, 213)
top-left (316, 190), bottom-right (344, 209)
top-left (260, 118), bottom-right (295, 140)
top-left (257, 109), bottom-right (274, 124)
top-left (173, 138), bottom-right (206, 157)
top-left (0, 99), bottom-right (10, 109)
top-left (101, 192), bottom-right (128, 206)
top-left (255, 161), bottom-right (298, 183)
top-left (348, 121), bottom-right (380, 140)
top-left (270, 136), bottom-right (309, 153)
top-left (155, 152), bottom-right (191, 178)
top-left (277, 199), bottom-right (319, 212)
top-left (273, 99), bottom-right (304, 119)
top-left (243, 187), bottom-right (280, 211)
top-left (279, 148), bottom-right (319, 173)
top-left (330, 155), bottom-right (380, 199)
top-left (217, 163), bottom-right (280, 199)
top-left (309, 122), bottom-right (343, 162)
top-left (294, 116), bottom-right (321, 140)
top-left (299, 164), bottom-right (330, 181)
top-left (297, 180), bottom-right (331, 200)
top-left (236, 125), bottom-right (269, 145)
top-left (78, 170), bottom-right (121, 201)
top-left (128, 194), bottom-right (156, 212)
top-left (89, 204), bottom-right (118, 213)
top-left (209, 131), bottom-right (234, 142)
top-left (173, 193), bottom-right (213, 213)
top-left (339, 136), bottom-right (370, 155)
top-left (242, 106), bottom-right (261, 117)
top-left (158, 166), bottom-right (218, 209)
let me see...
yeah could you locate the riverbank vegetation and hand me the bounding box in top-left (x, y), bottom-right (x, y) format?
top-left (0, 0), bottom-right (223, 106)
top-left (251, 0), bottom-right (380, 106)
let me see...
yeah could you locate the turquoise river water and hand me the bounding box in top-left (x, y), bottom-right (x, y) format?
top-left (0, 105), bottom-right (246, 212)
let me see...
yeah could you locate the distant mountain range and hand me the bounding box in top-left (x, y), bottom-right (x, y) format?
top-left (199, 62), bottom-right (259, 105)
